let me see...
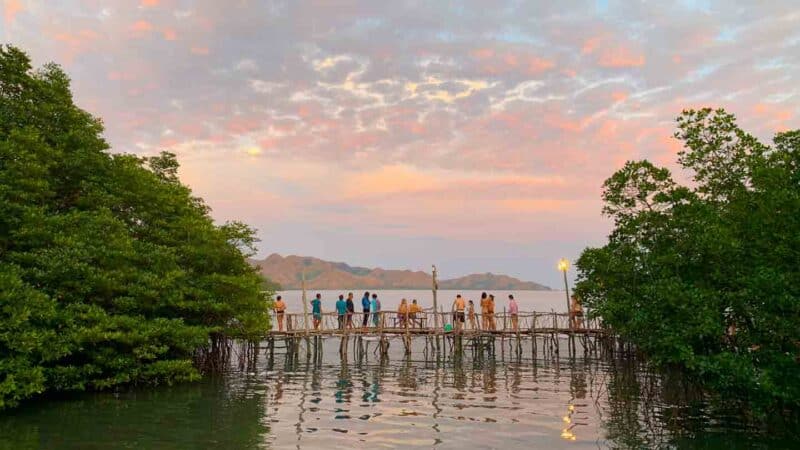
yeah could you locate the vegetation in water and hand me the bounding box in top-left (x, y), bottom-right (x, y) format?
top-left (0, 46), bottom-right (272, 410)
top-left (575, 108), bottom-right (800, 414)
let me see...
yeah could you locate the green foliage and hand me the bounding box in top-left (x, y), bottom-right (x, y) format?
top-left (576, 108), bottom-right (800, 412)
top-left (0, 46), bottom-right (270, 409)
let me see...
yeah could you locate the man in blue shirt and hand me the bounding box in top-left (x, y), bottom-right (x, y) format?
top-left (311, 293), bottom-right (322, 330)
top-left (361, 291), bottom-right (371, 328)
top-left (336, 294), bottom-right (347, 330)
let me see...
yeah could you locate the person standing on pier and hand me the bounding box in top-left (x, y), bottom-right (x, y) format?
top-left (371, 293), bottom-right (381, 327)
top-left (480, 292), bottom-right (489, 330)
top-left (336, 294), bottom-right (347, 330)
top-left (508, 294), bottom-right (519, 331)
top-left (361, 291), bottom-right (371, 328)
top-left (487, 294), bottom-right (496, 330)
top-left (346, 292), bottom-right (355, 329)
top-left (274, 295), bottom-right (286, 331)
top-left (311, 293), bottom-right (322, 330)
top-left (453, 294), bottom-right (466, 332)
top-left (468, 299), bottom-right (476, 330)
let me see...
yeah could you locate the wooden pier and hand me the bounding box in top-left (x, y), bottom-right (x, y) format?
top-left (257, 310), bottom-right (617, 364)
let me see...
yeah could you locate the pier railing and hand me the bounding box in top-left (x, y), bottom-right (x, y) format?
top-left (270, 310), bottom-right (603, 335)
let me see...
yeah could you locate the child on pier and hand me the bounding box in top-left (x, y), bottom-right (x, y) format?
top-left (468, 300), bottom-right (476, 330)
top-left (397, 298), bottom-right (409, 328)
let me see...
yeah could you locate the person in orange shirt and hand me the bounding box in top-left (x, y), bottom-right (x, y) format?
top-left (487, 294), bottom-right (496, 330)
top-left (397, 298), bottom-right (409, 328)
top-left (452, 294), bottom-right (466, 331)
top-left (274, 295), bottom-right (286, 331)
top-left (479, 292), bottom-right (489, 330)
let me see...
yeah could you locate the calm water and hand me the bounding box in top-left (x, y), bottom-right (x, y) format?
top-left (276, 289), bottom-right (569, 314)
top-left (1, 336), bottom-right (797, 449)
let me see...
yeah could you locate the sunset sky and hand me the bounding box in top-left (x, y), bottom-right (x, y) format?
top-left (4, 1), bottom-right (798, 286)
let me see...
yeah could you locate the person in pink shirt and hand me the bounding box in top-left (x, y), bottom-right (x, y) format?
top-left (508, 294), bottom-right (519, 331)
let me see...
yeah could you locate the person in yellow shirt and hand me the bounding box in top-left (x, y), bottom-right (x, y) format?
top-left (274, 295), bottom-right (286, 332)
top-left (409, 299), bottom-right (423, 328)
top-left (452, 294), bottom-right (466, 331)
top-left (397, 298), bottom-right (409, 328)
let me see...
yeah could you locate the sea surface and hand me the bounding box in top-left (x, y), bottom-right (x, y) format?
top-left (2, 333), bottom-right (797, 449)
top-left (275, 289), bottom-right (570, 315)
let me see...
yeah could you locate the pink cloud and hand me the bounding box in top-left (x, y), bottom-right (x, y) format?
top-left (190, 46), bottom-right (210, 55)
top-left (141, 0), bottom-right (160, 6)
top-left (582, 34), bottom-right (645, 68)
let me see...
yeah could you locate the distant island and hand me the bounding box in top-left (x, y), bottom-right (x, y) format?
top-left (250, 254), bottom-right (551, 290)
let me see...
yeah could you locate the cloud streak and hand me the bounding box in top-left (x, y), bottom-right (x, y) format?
top-left (5, 0), bottom-right (799, 284)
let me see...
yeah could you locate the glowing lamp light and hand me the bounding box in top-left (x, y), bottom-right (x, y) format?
top-left (558, 258), bottom-right (570, 272)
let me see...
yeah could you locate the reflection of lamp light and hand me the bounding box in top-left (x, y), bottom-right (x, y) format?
top-left (561, 402), bottom-right (577, 441)
top-left (558, 258), bottom-right (571, 317)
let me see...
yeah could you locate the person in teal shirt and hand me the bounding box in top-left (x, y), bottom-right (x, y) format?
top-left (335, 294), bottom-right (347, 330)
top-left (371, 293), bottom-right (381, 327)
top-left (311, 293), bottom-right (322, 330)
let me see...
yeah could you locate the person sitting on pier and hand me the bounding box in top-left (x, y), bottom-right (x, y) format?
top-left (508, 294), bottom-right (519, 331)
top-left (397, 298), bottom-right (409, 328)
top-left (311, 293), bottom-right (322, 330)
top-left (409, 299), bottom-right (422, 327)
top-left (480, 292), bottom-right (489, 329)
top-left (468, 299), bottom-right (476, 330)
top-left (371, 293), bottom-right (381, 327)
top-left (570, 295), bottom-right (584, 329)
top-left (452, 294), bottom-right (466, 331)
top-left (336, 294), bottom-right (347, 330)
top-left (487, 294), bottom-right (496, 330)
top-left (346, 292), bottom-right (355, 329)
top-left (274, 295), bottom-right (286, 331)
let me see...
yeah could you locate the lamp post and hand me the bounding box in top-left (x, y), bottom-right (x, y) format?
top-left (558, 258), bottom-right (570, 316)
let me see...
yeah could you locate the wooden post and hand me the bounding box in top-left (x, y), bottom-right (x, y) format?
top-left (301, 270), bottom-right (309, 335)
top-left (432, 265), bottom-right (439, 330)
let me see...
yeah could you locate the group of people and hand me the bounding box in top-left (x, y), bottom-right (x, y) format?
top-left (272, 291), bottom-right (585, 332)
top-left (449, 292), bottom-right (518, 331)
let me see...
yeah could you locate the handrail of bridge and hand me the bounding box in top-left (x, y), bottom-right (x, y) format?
top-left (269, 309), bottom-right (604, 334)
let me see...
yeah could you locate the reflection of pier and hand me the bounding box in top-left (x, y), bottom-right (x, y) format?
top-left (264, 311), bottom-right (616, 361)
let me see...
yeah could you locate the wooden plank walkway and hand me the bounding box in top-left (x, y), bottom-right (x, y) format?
top-left (266, 311), bottom-right (607, 338)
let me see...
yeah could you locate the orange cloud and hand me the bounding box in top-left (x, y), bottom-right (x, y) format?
top-left (190, 46), bottom-right (210, 55)
top-left (4, 0), bottom-right (21, 23)
top-left (141, 0), bottom-right (160, 6)
top-left (162, 28), bottom-right (177, 40)
top-left (129, 20), bottom-right (153, 37)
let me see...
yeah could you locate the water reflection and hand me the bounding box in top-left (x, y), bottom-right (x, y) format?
top-left (1, 338), bottom-right (798, 449)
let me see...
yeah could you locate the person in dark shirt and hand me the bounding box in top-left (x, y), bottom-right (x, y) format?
top-left (345, 292), bottom-right (355, 329)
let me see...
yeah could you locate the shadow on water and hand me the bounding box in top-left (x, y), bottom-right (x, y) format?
top-left (1, 336), bottom-right (799, 449)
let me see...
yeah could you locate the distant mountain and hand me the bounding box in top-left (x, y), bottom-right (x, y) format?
top-left (250, 254), bottom-right (551, 291)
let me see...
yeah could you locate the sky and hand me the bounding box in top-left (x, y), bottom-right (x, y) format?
top-left (3, 1), bottom-right (799, 287)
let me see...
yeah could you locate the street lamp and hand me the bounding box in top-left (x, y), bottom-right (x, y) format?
top-left (558, 258), bottom-right (570, 317)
